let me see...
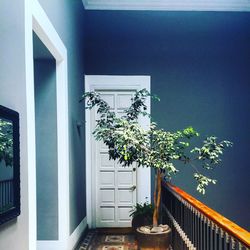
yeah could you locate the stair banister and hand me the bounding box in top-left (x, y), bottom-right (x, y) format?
top-left (161, 181), bottom-right (250, 250)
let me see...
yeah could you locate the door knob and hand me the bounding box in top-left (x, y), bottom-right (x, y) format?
top-left (130, 185), bottom-right (136, 191)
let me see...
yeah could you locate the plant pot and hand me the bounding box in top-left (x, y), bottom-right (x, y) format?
top-left (136, 226), bottom-right (171, 250)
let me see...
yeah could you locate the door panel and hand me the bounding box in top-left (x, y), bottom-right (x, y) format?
top-left (100, 171), bottom-right (115, 186)
top-left (100, 207), bottom-right (115, 222)
top-left (117, 93), bottom-right (133, 109)
top-left (100, 94), bottom-right (115, 109)
top-left (118, 207), bottom-right (131, 222)
top-left (95, 90), bottom-right (136, 227)
top-left (118, 189), bottom-right (134, 204)
top-left (100, 153), bottom-right (115, 169)
top-left (100, 189), bottom-right (115, 204)
top-left (117, 171), bottom-right (133, 186)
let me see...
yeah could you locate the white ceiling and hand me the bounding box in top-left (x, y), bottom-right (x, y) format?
top-left (82, 0), bottom-right (250, 11)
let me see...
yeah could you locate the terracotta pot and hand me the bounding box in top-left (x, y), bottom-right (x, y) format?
top-left (136, 227), bottom-right (171, 250)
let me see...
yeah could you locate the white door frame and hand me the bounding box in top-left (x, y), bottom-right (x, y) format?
top-left (25, 0), bottom-right (70, 249)
top-left (85, 75), bottom-right (151, 228)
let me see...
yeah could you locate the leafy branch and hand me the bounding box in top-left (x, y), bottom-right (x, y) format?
top-left (0, 120), bottom-right (13, 166)
top-left (82, 88), bottom-right (232, 226)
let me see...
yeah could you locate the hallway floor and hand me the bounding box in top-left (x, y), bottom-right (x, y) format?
top-left (78, 229), bottom-right (138, 250)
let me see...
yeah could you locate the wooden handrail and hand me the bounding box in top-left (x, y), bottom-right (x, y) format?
top-left (164, 182), bottom-right (250, 247)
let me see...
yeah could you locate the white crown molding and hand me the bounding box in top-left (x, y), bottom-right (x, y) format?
top-left (82, 0), bottom-right (250, 11)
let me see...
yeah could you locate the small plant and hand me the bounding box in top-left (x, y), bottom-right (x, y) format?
top-left (129, 199), bottom-right (154, 229)
top-left (82, 89), bottom-right (232, 228)
top-left (129, 199), bottom-right (154, 219)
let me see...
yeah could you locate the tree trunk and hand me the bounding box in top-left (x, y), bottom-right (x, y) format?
top-left (153, 169), bottom-right (162, 227)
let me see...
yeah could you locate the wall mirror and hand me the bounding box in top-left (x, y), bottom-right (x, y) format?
top-left (0, 105), bottom-right (20, 225)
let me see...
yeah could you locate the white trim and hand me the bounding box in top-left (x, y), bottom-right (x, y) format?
top-left (82, 0), bottom-right (89, 8)
top-left (55, 54), bottom-right (70, 246)
top-left (85, 77), bottom-right (94, 228)
top-left (25, 1), bottom-right (37, 249)
top-left (82, 0), bottom-right (250, 11)
top-left (37, 217), bottom-right (87, 250)
top-left (37, 241), bottom-right (65, 250)
top-left (37, 218), bottom-right (87, 250)
top-left (68, 217), bottom-right (87, 250)
top-left (85, 75), bottom-right (151, 228)
top-left (32, 1), bottom-right (65, 62)
top-left (26, 0), bottom-right (70, 249)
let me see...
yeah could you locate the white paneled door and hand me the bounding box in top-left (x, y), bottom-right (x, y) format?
top-left (85, 75), bottom-right (151, 229)
top-left (94, 91), bottom-right (137, 227)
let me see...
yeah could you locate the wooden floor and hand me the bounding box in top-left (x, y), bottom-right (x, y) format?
top-left (78, 228), bottom-right (138, 250)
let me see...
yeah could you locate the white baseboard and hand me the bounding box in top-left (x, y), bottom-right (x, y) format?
top-left (68, 217), bottom-right (87, 250)
top-left (37, 217), bottom-right (87, 250)
top-left (37, 240), bottom-right (65, 250)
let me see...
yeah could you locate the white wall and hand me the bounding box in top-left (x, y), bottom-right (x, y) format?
top-left (0, 0), bottom-right (87, 248)
top-left (0, 0), bottom-right (30, 249)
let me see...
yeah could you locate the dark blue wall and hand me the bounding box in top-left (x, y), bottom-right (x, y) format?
top-left (85, 11), bottom-right (250, 230)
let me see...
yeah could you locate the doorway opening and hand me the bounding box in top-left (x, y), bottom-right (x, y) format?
top-left (33, 32), bottom-right (58, 241)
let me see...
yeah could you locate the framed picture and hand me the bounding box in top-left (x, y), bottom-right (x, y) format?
top-left (0, 105), bottom-right (20, 225)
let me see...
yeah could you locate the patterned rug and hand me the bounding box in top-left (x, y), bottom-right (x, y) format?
top-left (79, 231), bottom-right (137, 250)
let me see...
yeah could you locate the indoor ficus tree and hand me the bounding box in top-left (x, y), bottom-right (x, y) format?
top-left (82, 89), bottom-right (232, 228)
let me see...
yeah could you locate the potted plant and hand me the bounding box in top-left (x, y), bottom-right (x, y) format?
top-left (82, 89), bottom-right (232, 250)
top-left (130, 198), bottom-right (154, 232)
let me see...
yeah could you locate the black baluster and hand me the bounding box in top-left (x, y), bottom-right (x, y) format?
top-left (174, 197), bottom-right (176, 225)
top-left (208, 221), bottom-right (211, 250)
top-left (204, 219), bottom-right (208, 250)
top-left (173, 226), bottom-right (176, 250)
top-left (197, 213), bottom-right (201, 250)
top-left (195, 211), bottom-right (199, 249)
top-left (178, 199), bottom-right (181, 226)
top-left (181, 235), bottom-right (184, 250)
top-left (3, 181), bottom-right (5, 207)
top-left (8, 181), bottom-right (10, 205)
top-left (180, 200), bottom-right (183, 230)
top-left (184, 202), bottom-right (187, 236)
top-left (192, 208), bottom-right (195, 246)
top-left (221, 230), bottom-right (225, 250)
top-left (188, 205), bottom-right (191, 241)
top-left (189, 206), bottom-right (192, 244)
top-left (187, 204), bottom-right (191, 240)
top-left (212, 224), bottom-right (216, 250)
top-left (226, 234), bottom-right (230, 250)
top-left (6, 181), bottom-right (8, 206)
top-left (193, 211), bottom-right (196, 249)
top-left (216, 226), bottom-right (220, 250)
top-left (201, 217), bottom-right (205, 250)
top-left (230, 237), bottom-right (236, 250)
top-left (176, 227), bottom-right (179, 250)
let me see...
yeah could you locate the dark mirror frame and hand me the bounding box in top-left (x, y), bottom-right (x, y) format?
top-left (0, 105), bottom-right (20, 225)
